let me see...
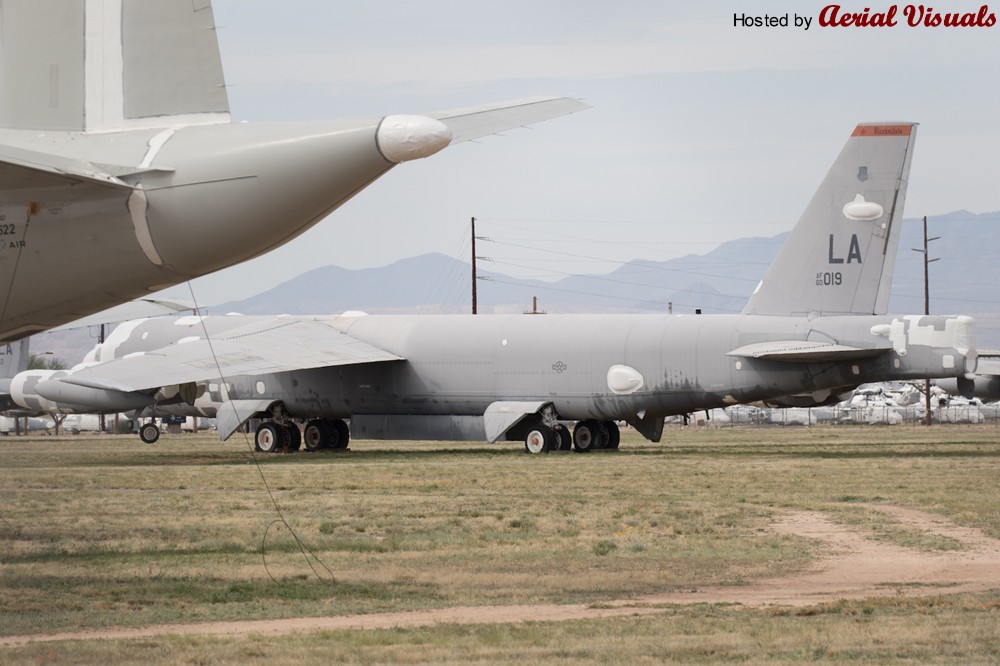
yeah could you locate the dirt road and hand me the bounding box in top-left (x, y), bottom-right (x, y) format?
top-left (3, 505), bottom-right (998, 646)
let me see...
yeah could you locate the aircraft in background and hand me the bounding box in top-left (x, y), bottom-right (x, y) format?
top-left (8, 122), bottom-right (981, 452)
top-left (0, 0), bottom-right (588, 343)
top-left (0, 340), bottom-right (30, 413)
top-left (938, 359), bottom-right (1000, 401)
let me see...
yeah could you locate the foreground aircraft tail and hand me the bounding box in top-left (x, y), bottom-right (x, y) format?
top-left (0, 0), bottom-right (229, 132)
top-left (742, 122), bottom-right (917, 317)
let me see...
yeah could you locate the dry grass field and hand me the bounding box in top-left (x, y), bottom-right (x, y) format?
top-left (0, 424), bottom-right (998, 663)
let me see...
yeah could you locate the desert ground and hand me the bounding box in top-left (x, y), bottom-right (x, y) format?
top-left (1, 425), bottom-right (998, 663)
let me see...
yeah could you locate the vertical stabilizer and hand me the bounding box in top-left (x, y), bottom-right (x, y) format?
top-left (742, 122), bottom-right (917, 317)
top-left (0, 0), bottom-right (229, 132)
top-left (1, 339), bottom-right (28, 379)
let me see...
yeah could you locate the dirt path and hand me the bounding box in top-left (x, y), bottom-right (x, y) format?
top-left (3, 504), bottom-right (999, 647)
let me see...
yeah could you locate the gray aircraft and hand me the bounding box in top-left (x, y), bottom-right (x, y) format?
top-left (8, 122), bottom-right (981, 452)
top-left (0, 0), bottom-right (588, 343)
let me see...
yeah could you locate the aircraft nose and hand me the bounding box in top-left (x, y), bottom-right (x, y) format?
top-left (376, 115), bottom-right (453, 163)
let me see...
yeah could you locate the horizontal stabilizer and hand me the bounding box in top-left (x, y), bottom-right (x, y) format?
top-left (0, 144), bottom-right (140, 190)
top-left (727, 340), bottom-right (887, 363)
top-left (50, 298), bottom-right (197, 332)
top-left (61, 318), bottom-right (403, 392)
top-left (429, 97), bottom-right (590, 144)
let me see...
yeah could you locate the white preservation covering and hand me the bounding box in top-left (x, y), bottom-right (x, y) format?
top-left (376, 115), bottom-right (452, 163)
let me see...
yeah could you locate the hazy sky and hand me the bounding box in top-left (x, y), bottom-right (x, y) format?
top-left (169, 0), bottom-right (1000, 305)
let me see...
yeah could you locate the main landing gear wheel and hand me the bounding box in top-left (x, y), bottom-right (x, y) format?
top-left (524, 425), bottom-right (555, 454)
top-left (303, 420), bottom-right (333, 451)
top-left (603, 421), bottom-right (621, 450)
top-left (255, 422), bottom-right (286, 453)
top-left (284, 423), bottom-right (302, 452)
top-left (332, 418), bottom-right (350, 449)
top-left (572, 420), bottom-right (605, 453)
top-left (139, 422), bottom-right (160, 444)
top-left (554, 424), bottom-right (572, 451)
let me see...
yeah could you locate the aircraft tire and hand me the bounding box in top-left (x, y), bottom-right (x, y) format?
top-left (255, 422), bottom-right (284, 453)
top-left (303, 420), bottom-right (334, 451)
top-left (332, 418), bottom-right (350, 449)
top-left (139, 422), bottom-right (160, 444)
top-left (554, 424), bottom-right (572, 451)
top-left (284, 423), bottom-right (302, 452)
top-left (524, 425), bottom-right (554, 454)
top-left (572, 420), bottom-right (602, 452)
top-left (604, 421), bottom-right (621, 450)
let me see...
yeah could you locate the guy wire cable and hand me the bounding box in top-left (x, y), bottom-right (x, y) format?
top-left (0, 204), bottom-right (36, 331)
top-left (185, 283), bottom-right (335, 584)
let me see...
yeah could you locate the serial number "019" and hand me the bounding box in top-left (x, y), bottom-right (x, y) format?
top-left (816, 272), bottom-right (843, 286)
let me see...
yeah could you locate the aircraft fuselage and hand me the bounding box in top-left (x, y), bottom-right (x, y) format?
top-left (64, 313), bottom-right (976, 433)
top-left (0, 120), bottom-right (398, 340)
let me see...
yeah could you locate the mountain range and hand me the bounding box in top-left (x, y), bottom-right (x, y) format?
top-left (214, 210), bottom-right (999, 320)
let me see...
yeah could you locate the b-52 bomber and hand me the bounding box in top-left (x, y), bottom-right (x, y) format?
top-left (0, 0), bottom-right (588, 342)
top-left (7, 122), bottom-right (980, 453)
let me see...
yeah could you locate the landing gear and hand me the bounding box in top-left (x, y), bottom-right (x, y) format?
top-left (572, 420), bottom-right (620, 452)
top-left (303, 420), bottom-right (332, 451)
top-left (524, 425), bottom-right (555, 454)
top-left (572, 420), bottom-right (603, 452)
top-left (284, 423), bottom-right (302, 452)
top-left (332, 418), bottom-right (350, 449)
top-left (255, 422), bottom-right (286, 453)
top-left (303, 418), bottom-right (350, 451)
top-left (604, 421), bottom-right (621, 449)
top-left (138, 422), bottom-right (160, 444)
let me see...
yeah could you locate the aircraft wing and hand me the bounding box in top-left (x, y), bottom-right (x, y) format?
top-left (60, 318), bottom-right (403, 393)
top-left (427, 96), bottom-right (590, 144)
top-left (727, 340), bottom-right (888, 363)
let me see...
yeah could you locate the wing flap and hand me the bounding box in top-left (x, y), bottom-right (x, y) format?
top-left (62, 318), bottom-right (403, 392)
top-left (727, 340), bottom-right (887, 363)
top-left (428, 96), bottom-right (590, 144)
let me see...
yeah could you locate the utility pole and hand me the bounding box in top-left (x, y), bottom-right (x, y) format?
top-left (99, 323), bottom-right (106, 434)
top-left (471, 216), bottom-right (477, 315)
top-left (912, 215), bottom-right (940, 426)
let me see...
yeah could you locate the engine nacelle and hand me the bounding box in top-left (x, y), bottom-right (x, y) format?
top-left (10, 370), bottom-right (64, 414)
top-left (34, 378), bottom-right (157, 413)
top-left (11, 370), bottom-right (157, 414)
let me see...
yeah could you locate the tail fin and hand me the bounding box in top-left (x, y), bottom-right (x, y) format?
top-left (0, 0), bottom-right (229, 132)
top-left (1, 340), bottom-right (29, 379)
top-left (742, 122), bottom-right (917, 317)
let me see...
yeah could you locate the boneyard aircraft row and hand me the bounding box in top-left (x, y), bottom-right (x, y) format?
top-left (0, 0), bottom-right (587, 343)
top-left (7, 123), bottom-right (982, 452)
